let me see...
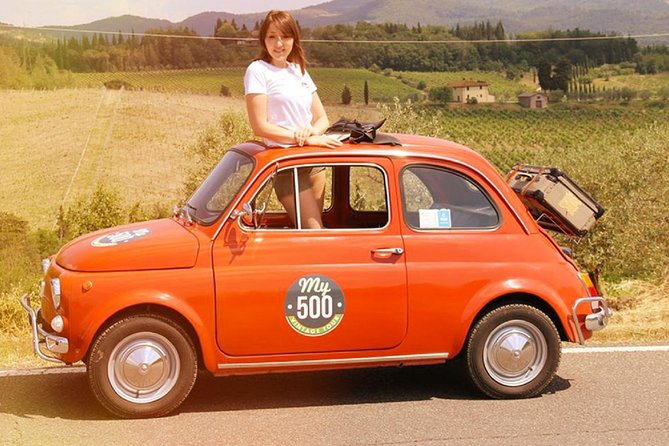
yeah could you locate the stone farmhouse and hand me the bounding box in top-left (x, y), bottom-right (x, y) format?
top-left (518, 92), bottom-right (549, 109)
top-left (447, 80), bottom-right (495, 103)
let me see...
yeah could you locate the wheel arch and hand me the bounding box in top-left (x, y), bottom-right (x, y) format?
top-left (454, 292), bottom-right (569, 359)
top-left (84, 303), bottom-right (204, 370)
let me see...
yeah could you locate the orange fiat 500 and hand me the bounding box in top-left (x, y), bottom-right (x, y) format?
top-left (21, 134), bottom-right (610, 418)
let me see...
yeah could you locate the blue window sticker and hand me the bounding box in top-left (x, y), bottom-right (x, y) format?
top-left (438, 209), bottom-right (452, 228)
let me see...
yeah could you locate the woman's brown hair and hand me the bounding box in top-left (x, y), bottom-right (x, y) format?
top-left (257, 10), bottom-right (308, 74)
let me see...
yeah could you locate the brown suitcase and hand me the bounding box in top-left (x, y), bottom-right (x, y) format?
top-left (506, 164), bottom-right (605, 237)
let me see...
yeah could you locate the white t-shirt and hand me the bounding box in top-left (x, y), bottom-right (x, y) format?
top-left (244, 60), bottom-right (317, 147)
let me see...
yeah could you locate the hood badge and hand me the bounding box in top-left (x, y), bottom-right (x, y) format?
top-left (91, 228), bottom-right (151, 247)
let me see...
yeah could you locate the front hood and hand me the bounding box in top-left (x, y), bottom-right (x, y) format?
top-left (56, 219), bottom-right (200, 272)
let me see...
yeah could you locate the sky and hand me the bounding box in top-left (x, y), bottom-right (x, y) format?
top-left (0, 0), bottom-right (326, 27)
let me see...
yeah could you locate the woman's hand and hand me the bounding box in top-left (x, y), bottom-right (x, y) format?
top-left (293, 127), bottom-right (312, 146)
top-left (306, 134), bottom-right (343, 148)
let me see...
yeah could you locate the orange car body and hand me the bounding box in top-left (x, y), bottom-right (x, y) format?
top-left (28, 134), bottom-right (607, 377)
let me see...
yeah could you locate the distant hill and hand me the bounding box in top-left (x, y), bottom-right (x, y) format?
top-left (64, 14), bottom-right (174, 33)
top-left (38, 0), bottom-right (669, 39)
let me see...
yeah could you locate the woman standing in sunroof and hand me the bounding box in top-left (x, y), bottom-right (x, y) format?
top-left (244, 10), bottom-right (341, 228)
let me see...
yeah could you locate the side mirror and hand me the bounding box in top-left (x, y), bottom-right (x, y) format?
top-left (231, 202), bottom-right (265, 228)
top-left (231, 202), bottom-right (253, 220)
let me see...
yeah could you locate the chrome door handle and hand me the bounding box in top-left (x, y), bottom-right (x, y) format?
top-left (372, 247), bottom-right (404, 255)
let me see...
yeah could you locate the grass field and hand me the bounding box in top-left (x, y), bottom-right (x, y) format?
top-left (0, 89), bottom-right (244, 227)
top-left (397, 70), bottom-right (532, 101)
top-left (68, 67), bottom-right (422, 104)
top-left (0, 88), bottom-right (382, 229)
top-left (591, 70), bottom-right (669, 95)
top-left (55, 66), bottom-right (669, 106)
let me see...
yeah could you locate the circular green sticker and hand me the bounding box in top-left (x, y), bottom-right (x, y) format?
top-left (284, 275), bottom-right (345, 337)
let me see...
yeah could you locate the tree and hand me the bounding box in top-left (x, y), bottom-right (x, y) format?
top-left (554, 58), bottom-right (572, 92)
top-left (537, 60), bottom-right (553, 90)
top-left (363, 80), bottom-right (369, 105)
top-left (216, 22), bottom-right (238, 45)
top-left (428, 86), bottom-right (453, 103)
top-left (341, 85), bottom-right (352, 104)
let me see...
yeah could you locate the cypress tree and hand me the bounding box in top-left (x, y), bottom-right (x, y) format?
top-left (364, 80), bottom-right (369, 105)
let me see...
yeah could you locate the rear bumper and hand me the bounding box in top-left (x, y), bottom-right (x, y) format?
top-left (19, 293), bottom-right (68, 364)
top-left (571, 296), bottom-right (612, 344)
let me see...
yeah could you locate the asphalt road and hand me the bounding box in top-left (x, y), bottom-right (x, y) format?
top-left (1, 346), bottom-right (668, 446)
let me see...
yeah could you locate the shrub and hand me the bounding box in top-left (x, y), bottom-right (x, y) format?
top-left (638, 90), bottom-right (652, 101)
top-left (620, 87), bottom-right (637, 102)
top-left (341, 85), bottom-right (352, 105)
top-left (547, 89), bottom-right (565, 103)
top-left (416, 80), bottom-right (427, 90)
top-left (65, 185), bottom-right (124, 239)
top-left (658, 86), bottom-right (669, 101)
top-left (104, 79), bottom-right (133, 90)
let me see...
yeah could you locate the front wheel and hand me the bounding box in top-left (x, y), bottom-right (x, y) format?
top-left (87, 314), bottom-right (198, 418)
top-left (466, 304), bottom-right (561, 399)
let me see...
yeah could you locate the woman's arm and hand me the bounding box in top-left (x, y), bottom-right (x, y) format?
top-left (309, 92), bottom-right (330, 135)
top-left (246, 92), bottom-right (342, 148)
top-left (246, 93), bottom-right (299, 145)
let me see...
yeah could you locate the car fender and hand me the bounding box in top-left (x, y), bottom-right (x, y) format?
top-left (76, 289), bottom-right (217, 371)
top-left (451, 277), bottom-right (575, 354)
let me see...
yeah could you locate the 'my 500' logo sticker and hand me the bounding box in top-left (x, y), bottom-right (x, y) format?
top-left (284, 275), bottom-right (345, 337)
top-left (91, 228), bottom-right (150, 247)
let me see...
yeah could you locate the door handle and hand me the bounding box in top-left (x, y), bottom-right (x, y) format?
top-left (372, 247), bottom-right (404, 256)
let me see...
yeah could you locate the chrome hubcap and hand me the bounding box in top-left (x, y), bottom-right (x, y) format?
top-left (108, 332), bottom-right (180, 404)
top-left (483, 320), bottom-right (547, 387)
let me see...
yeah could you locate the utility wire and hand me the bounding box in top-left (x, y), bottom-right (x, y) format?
top-left (2, 23), bottom-right (668, 44)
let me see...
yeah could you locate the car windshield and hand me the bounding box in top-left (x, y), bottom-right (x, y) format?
top-left (186, 150), bottom-right (255, 225)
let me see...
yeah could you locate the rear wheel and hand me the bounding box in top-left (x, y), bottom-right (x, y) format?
top-left (87, 314), bottom-right (198, 418)
top-left (466, 304), bottom-right (561, 399)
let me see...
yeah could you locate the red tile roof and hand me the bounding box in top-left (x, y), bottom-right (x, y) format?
top-left (447, 80), bottom-right (489, 88)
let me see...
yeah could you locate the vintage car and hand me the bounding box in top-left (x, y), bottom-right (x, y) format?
top-left (21, 134), bottom-right (610, 418)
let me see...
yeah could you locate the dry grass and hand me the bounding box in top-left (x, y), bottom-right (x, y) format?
top-left (589, 278), bottom-right (669, 343)
top-left (0, 88), bottom-right (245, 229)
top-left (0, 88), bottom-right (380, 230)
top-left (0, 329), bottom-right (47, 369)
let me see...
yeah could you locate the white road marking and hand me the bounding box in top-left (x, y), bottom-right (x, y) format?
top-left (1, 345), bottom-right (667, 377)
top-left (0, 366), bottom-right (85, 377)
top-left (563, 345), bottom-right (669, 354)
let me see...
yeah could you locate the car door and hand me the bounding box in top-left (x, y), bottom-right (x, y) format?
top-left (213, 157), bottom-right (408, 356)
top-left (396, 159), bottom-right (525, 353)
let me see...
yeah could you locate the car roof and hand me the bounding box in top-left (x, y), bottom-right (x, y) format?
top-left (232, 133), bottom-right (491, 169)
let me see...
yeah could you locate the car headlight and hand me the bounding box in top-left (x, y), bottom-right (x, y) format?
top-left (50, 278), bottom-right (61, 309)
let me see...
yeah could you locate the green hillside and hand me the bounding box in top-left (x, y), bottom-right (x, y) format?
top-left (67, 67), bottom-right (425, 104)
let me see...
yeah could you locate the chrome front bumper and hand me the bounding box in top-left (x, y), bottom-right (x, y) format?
top-left (19, 293), bottom-right (68, 364)
top-left (571, 296), bottom-right (612, 345)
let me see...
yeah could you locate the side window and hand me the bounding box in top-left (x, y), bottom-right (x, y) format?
top-left (350, 166), bottom-right (387, 212)
top-left (401, 165), bottom-right (499, 230)
top-left (243, 164), bottom-right (388, 230)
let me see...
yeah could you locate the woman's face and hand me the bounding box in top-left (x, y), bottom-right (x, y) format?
top-left (264, 22), bottom-right (294, 67)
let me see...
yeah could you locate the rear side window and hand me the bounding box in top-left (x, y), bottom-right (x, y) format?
top-left (401, 165), bottom-right (499, 230)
